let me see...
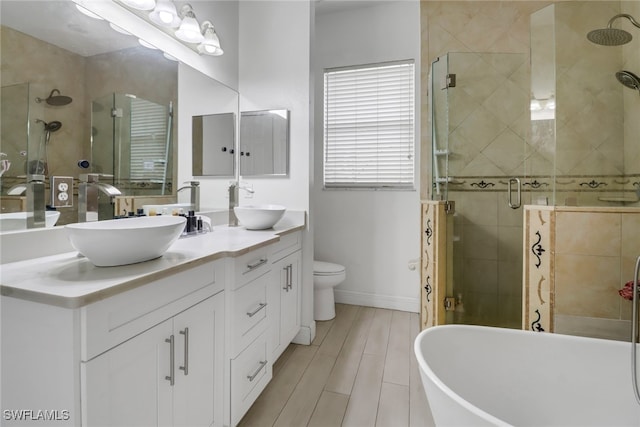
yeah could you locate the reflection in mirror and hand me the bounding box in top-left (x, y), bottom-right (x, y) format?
top-left (0, 0), bottom-right (178, 226)
top-left (239, 109), bottom-right (289, 177)
top-left (192, 113), bottom-right (235, 177)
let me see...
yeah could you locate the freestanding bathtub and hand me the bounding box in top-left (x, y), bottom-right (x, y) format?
top-left (414, 325), bottom-right (640, 426)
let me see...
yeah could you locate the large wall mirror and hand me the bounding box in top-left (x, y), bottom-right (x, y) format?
top-left (0, 0), bottom-right (177, 225)
top-left (0, 0), bottom-right (238, 228)
top-left (193, 108), bottom-right (289, 178)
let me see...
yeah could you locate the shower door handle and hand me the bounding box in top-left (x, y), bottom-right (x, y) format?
top-left (508, 178), bottom-right (521, 209)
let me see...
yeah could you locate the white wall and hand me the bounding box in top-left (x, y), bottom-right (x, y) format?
top-left (178, 64), bottom-right (239, 209)
top-left (238, 0), bottom-right (315, 342)
top-left (314, 1), bottom-right (421, 312)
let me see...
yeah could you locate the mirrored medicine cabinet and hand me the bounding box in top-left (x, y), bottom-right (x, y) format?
top-left (192, 108), bottom-right (289, 178)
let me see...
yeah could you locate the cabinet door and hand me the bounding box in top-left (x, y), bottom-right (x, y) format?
top-left (173, 294), bottom-right (224, 427)
top-left (280, 251), bottom-right (301, 347)
top-left (82, 319), bottom-right (173, 426)
top-left (270, 251), bottom-right (301, 360)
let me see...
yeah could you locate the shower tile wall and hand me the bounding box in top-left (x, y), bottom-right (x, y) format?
top-left (420, 0), bottom-right (550, 201)
top-left (421, 1), bottom-right (640, 332)
top-left (525, 206), bottom-right (640, 341)
top-left (1, 26), bottom-right (87, 224)
top-left (422, 0), bottom-right (547, 329)
top-left (530, 1), bottom-right (640, 206)
top-left (623, 1), bottom-right (640, 179)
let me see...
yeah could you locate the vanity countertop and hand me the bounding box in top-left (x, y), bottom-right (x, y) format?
top-left (0, 219), bottom-right (305, 309)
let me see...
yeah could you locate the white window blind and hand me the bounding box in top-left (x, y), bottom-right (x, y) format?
top-left (323, 61), bottom-right (415, 189)
top-left (130, 98), bottom-right (168, 183)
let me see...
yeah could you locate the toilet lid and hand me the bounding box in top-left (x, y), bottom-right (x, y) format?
top-left (314, 261), bottom-right (345, 275)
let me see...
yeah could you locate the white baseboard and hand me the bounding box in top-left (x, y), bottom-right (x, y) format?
top-left (334, 289), bottom-right (419, 313)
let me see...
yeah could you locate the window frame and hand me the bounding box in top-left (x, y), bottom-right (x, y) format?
top-left (322, 59), bottom-right (416, 191)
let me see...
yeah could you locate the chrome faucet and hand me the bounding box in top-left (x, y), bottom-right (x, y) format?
top-left (177, 180), bottom-right (200, 212)
top-left (228, 181), bottom-right (254, 227)
top-left (6, 175), bottom-right (46, 228)
top-left (78, 174), bottom-right (122, 222)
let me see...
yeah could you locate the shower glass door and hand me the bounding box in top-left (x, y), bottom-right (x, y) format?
top-left (91, 93), bottom-right (173, 197)
top-left (431, 52), bottom-right (530, 329)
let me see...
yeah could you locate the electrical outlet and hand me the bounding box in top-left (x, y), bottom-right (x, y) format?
top-left (51, 176), bottom-right (73, 208)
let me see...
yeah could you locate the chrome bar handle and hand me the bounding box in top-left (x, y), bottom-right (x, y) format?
top-left (247, 302), bottom-right (267, 318)
top-left (288, 265), bottom-right (293, 290)
top-left (179, 328), bottom-right (189, 376)
top-left (165, 335), bottom-right (175, 386)
top-left (508, 177), bottom-right (522, 209)
top-left (283, 266), bottom-right (290, 292)
top-left (247, 360), bottom-right (268, 382)
top-left (632, 255), bottom-right (640, 405)
top-left (247, 258), bottom-right (267, 270)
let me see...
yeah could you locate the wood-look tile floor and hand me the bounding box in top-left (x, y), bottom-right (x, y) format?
top-left (238, 304), bottom-right (436, 427)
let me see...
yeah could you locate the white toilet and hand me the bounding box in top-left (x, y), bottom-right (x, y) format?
top-left (313, 261), bottom-right (346, 321)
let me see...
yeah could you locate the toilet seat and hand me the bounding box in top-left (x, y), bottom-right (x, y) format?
top-left (313, 261), bottom-right (345, 276)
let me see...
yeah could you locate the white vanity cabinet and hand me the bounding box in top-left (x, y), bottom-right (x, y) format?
top-left (268, 231), bottom-right (302, 362)
top-left (226, 246), bottom-right (273, 427)
top-left (1, 260), bottom-right (225, 427)
top-left (83, 293), bottom-right (224, 427)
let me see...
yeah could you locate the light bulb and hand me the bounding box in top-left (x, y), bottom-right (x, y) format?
top-left (159, 10), bottom-right (173, 23)
top-left (149, 0), bottom-right (181, 28)
top-left (175, 16), bottom-right (204, 43)
top-left (76, 5), bottom-right (103, 20)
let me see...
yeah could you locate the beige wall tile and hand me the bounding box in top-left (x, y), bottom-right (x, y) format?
top-left (556, 212), bottom-right (621, 256)
top-left (555, 253), bottom-right (621, 318)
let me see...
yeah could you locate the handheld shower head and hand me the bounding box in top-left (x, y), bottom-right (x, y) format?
top-left (36, 119), bottom-right (62, 133)
top-left (587, 13), bottom-right (640, 46)
top-left (36, 89), bottom-right (73, 106)
top-left (616, 70), bottom-right (640, 94)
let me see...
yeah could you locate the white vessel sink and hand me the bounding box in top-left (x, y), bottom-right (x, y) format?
top-left (234, 205), bottom-right (286, 230)
top-left (0, 211), bottom-right (61, 231)
top-left (65, 216), bottom-right (186, 267)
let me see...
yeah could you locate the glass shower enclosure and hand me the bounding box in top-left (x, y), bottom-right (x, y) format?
top-left (431, 52), bottom-right (530, 329)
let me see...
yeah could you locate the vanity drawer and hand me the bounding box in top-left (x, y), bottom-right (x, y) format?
top-left (232, 246), bottom-right (271, 290)
top-left (230, 334), bottom-right (271, 426)
top-left (269, 231), bottom-right (301, 263)
top-left (81, 260), bottom-right (224, 361)
top-left (229, 271), bottom-right (269, 355)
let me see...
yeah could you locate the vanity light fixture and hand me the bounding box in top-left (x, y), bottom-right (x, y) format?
top-left (149, 0), bottom-right (181, 28)
top-left (75, 4), bottom-right (103, 20)
top-left (198, 21), bottom-right (223, 56)
top-left (163, 52), bottom-right (179, 62)
top-left (175, 4), bottom-right (204, 43)
top-left (111, 0), bottom-right (224, 57)
top-left (109, 23), bottom-right (132, 35)
top-left (120, 0), bottom-right (156, 11)
top-left (138, 38), bottom-right (158, 49)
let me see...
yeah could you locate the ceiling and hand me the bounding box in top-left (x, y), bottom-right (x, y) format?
top-left (1, 1), bottom-right (138, 57)
top-left (1, 0), bottom-right (394, 57)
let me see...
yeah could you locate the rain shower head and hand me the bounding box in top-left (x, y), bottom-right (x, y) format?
top-left (587, 13), bottom-right (640, 46)
top-left (616, 70), bottom-right (640, 94)
top-left (36, 89), bottom-right (73, 106)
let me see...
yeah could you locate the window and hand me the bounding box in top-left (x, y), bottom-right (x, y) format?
top-left (129, 98), bottom-right (170, 183)
top-left (323, 60), bottom-right (415, 189)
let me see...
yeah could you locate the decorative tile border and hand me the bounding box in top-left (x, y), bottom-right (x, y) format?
top-left (421, 202), bottom-right (435, 330)
top-left (523, 206), bottom-right (554, 332)
top-left (439, 174), bottom-right (640, 196)
top-left (420, 201), bottom-right (448, 330)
